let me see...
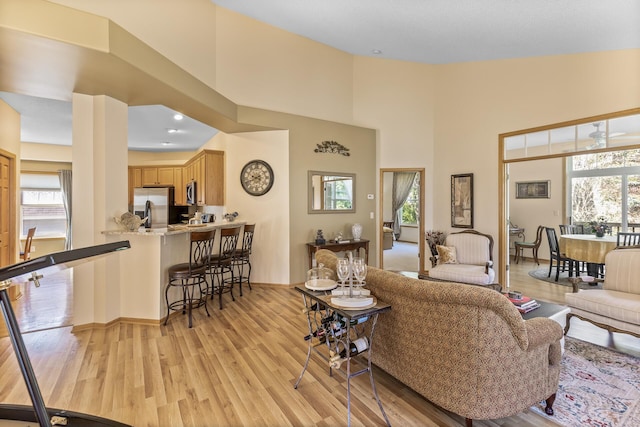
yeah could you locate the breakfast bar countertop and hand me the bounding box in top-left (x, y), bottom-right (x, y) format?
top-left (102, 220), bottom-right (246, 236)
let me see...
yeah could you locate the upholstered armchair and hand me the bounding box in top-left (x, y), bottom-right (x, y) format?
top-left (382, 221), bottom-right (394, 250)
top-left (426, 230), bottom-right (497, 289)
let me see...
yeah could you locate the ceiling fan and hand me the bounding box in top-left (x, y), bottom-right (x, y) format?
top-left (587, 122), bottom-right (607, 148)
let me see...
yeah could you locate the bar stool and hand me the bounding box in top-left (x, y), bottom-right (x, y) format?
top-left (231, 224), bottom-right (255, 296)
top-left (207, 226), bottom-right (241, 309)
top-left (164, 229), bottom-right (215, 328)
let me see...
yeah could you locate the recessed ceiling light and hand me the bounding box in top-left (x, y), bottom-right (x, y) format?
top-left (161, 141), bottom-right (172, 146)
top-left (167, 128), bottom-right (178, 134)
top-left (372, 49), bottom-right (383, 55)
top-left (173, 114), bottom-right (183, 121)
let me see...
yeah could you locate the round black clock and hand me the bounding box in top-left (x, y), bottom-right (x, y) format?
top-left (240, 160), bottom-right (274, 196)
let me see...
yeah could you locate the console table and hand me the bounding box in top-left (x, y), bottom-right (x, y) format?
top-left (294, 285), bottom-right (391, 426)
top-left (306, 239), bottom-right (369, 269)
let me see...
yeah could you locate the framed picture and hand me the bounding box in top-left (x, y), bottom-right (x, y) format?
top-left (451, 173), bottom-right (473, 228)
top-left (516, 180), bottom-right (550, 199)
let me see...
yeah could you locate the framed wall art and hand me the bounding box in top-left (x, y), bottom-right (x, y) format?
top-left (451, 173), bottom-right (473, 228)
top-left (515, 180), bottom-right (550, 199)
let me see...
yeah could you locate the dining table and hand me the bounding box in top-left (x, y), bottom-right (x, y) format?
top-left (559, 234), bottom-right (617, 277)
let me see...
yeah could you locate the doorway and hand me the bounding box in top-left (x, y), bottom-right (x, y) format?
top-left (499, 108), bottom-right (640, 287)
top-left (379, 168), bottom-right (425, 274)
top-left (0, 151), bottom-right (15, 267)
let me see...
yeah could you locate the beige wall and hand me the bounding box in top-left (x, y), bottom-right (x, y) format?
top-left (509, 158), bottom-right (565, 263)
top-left (127, 150), bottom-right (195, 166)
top-left (237, 107), bottom-right (377, 282)
top-left (5, 1), bottom-right (640, 285)
top-left (433, 50), bottom-right (640, 273)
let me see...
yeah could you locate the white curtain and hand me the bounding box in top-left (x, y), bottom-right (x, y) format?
top-left (392, 172), bottom-right (417, 239)
top-left (58, 169), bottom-right (72, 250)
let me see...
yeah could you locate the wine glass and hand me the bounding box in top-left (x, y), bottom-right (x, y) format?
top-left (351, 257), bottom-right (367, 297)
top-left (336, 258), bottom-right (350, 295)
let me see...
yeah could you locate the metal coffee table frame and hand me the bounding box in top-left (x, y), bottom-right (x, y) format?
top-left (294, 286), bottom-right (391, 427)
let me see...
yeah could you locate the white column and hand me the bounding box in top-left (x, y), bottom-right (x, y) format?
top-left (72, 94), bottom-right (128, 326)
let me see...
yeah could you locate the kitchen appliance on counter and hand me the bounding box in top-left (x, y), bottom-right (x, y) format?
top-left (133, 187), bottom-right (187, 228)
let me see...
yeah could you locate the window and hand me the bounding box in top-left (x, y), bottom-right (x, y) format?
top-left (322, 176), bottom-right (353, 210)
top-left (568, 149), bottom-right (640, 232)
top-left (401, 174), bottom-right (420, 225)
top-left (20, 173), bottom-right (67, 238)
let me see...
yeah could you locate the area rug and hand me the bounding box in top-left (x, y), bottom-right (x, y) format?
top-left (528, 268), bottom-right (603, 290)
top-left (530, 337), bottom-right (640, 426)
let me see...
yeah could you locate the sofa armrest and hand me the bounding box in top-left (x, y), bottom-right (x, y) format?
top-left (485, 260), bottom-right (493, 274)
top-left (525, 317), bottom-right (563, 365)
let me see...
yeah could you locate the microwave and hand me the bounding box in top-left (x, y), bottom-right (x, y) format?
top-left (186, 181), bottom-right (196, 205)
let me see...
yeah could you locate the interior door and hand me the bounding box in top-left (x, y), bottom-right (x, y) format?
top-left (0, 154), bottom-right (12, 267)
top-left (379, 168), bottom-right (425, 274)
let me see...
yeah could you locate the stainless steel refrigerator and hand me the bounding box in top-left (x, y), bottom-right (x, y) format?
top-left (133, 187), bottom-right (174, 229)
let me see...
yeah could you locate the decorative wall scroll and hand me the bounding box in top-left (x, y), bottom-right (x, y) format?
top-left (314, 140), bottom-right (350, 156)
top-left (451, 173), bottom-right (473, 228)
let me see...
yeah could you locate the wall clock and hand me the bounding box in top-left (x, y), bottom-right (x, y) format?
top-left (240, 160), bottom-right (274, 196)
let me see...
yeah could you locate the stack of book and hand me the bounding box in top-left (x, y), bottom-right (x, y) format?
top-left (504, 294), bottom-right (541, 314)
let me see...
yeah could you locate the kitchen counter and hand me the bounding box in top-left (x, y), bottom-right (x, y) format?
top-left (103, 220), bottom-right (245, 236)
top-left (102, 220), bottom-right (247, 324)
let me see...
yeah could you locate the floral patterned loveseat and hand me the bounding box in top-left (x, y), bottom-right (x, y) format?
top-left (315, 249), bottom-right (563, 426)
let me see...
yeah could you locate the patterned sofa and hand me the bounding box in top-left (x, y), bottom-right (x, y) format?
top-left (315, 249), bottom-right (563, 426)
top-left (565, 246), bottom-right (640, 338)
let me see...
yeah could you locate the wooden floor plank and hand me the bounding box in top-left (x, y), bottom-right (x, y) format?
top-left (0, 261), bottom-right (637, 425)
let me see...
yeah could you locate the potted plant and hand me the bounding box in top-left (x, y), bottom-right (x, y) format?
top-left (589, 216), bottom-right (610, 238)
top-left (425, 230), bottom-right (447, 258)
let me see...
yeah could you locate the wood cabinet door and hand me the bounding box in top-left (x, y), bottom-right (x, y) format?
top-left (204, 151), bottom-right (224, 206)
top-left (157, 167), bottom-right (174, 185)
top-left (128, 167), bottom-right (142, 205)
top-left (142, 168), bottom-right (159, 186)
top-left (196, 155), bottom-right (206, 205)
top-left (0, 155), bottom-right (11, 267)
top-left (173, 167), bottom-right (185, 205)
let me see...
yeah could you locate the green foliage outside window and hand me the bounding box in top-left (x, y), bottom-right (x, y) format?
top-left (401, 175), bottom-right (420, 225)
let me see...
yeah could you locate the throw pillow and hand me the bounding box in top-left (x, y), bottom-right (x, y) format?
top-left (436, 245), bottom-right (458, 264)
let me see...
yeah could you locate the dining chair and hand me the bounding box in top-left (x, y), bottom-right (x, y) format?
top-left (20, 227), bottom-right (36, 261)
top-left (545, 227), bottom-right (579, 281)
top-left (616, 232), bottom-right (640, 247)
top-left (559, 224), bottom-right (584, 235)
top-left (514, 225), bottom-right (544, 264)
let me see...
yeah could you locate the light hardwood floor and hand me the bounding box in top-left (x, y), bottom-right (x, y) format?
top-left (0, 258), bottom-right (637, 426)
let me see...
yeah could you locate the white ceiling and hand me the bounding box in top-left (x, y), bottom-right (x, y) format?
top-left (211, 0), bottom-right (640, 64)
top-left (3, 0), bottom-right (639, 152)
top-left (0, 92), bottom-right (218, 152)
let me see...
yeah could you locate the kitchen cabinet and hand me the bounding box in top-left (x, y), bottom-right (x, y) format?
top-left (173, 167), bottom-right (185, 205)
top-left (129, 150), bottom-right (224, 207)
top-left (142, 167), bottom-right (174, 186)
top-left (183, 150), bottom-right (224, 206)
top-left (128, 166), bottom-right (179, 205)
top-left (128, 168), bottom-right (142, 205)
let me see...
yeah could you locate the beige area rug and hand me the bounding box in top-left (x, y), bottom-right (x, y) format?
top-left (530, 337), bottom-right (640, 426)
top-left (382, 241), bottom-right (419, 272)
top-left (528, 268), bottom-right (603, 290)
